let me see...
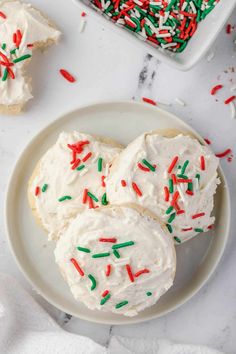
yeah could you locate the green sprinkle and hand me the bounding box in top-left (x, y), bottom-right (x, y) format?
top-left (174, 236), bottom-right (181, 243)
top-left (169, 179), bottom-right (173, 193)
top-left (98, 157), bottom-right (103, 172)
top-left (2, 68), bottom-right (8, 81)
top-left (168, 212), bottom-right (176, 224)
top-left (87, 191), bottom-right (99, 202)
top-left (88, 274), bottom-right (96, 290)
top-left (194, 228), bottom-right (204, 233)
top-left (188, 182), bottom-right (193, 191)
top-left (165, 0), bottom-right (177, 12)
top-left (1, 43), bottom-right (6, 50)
top-left (142, 159), bottom-right (155, 172)
top-left (181, 160), bottom-right (189, 175)
top-left (42, 184), bottom-right (48, 192)
top-left (176, 41), bottom-right (188, 53)
top-left (166, 224), bottom-right (173, 234)
top-left (130, 16), bottom-right (141, 32)
top-left (112, 241), bottom-right (134, 249)
top-left (77, 246), bottom-right (90, 253)
top-left (113, 250), bottom-right (120, 259)
top-left (77, 164), bottom-right (85, 171)
top-left (177, 174), bottom-right (188, 179)
top-left (92, 252), bottom-right (110, 258)
top-left (115, 300), bottom-right (128, 309)
top-left (195, 173), bottom-right (200, 181)
top-left (146, 291), bottom-right (152, 296)
top-left (144, 24), bottom-right (153, 37)
top-left (13, 54), bottom-right (32, 63)
top-left (101, 193), bottom-right (108, 206)
top-left (58, 196), bottom-right (72, 202)
top-left (10, 48), bottom-right (17, 55)
top-left (166, 206), bottom-right (174, 215)
top-left (100, 293), bottom-right (111, 305)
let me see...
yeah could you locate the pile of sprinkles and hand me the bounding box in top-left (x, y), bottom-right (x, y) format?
top-left (90, 0), bottom-right (220, 52)
top-left (70, 236), bottom-right (153, 310)
top-left (0, 28), bottom-right (32, 81)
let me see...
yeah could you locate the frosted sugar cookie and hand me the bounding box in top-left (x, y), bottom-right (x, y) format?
top-left (54, 205), bottom-right (176, 317)
top-left (0, 0), bottom-right (61, 113)
top-left (28, 131), bottom-right (122, 240)
top-left (106, 130), bottom-right (220, 244)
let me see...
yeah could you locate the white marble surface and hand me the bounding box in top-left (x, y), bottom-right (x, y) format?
top-left (0, 0), bottom-right (236, 352)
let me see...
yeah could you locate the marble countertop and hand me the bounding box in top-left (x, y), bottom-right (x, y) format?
top-left (0, 0), bottom-right (236, 352)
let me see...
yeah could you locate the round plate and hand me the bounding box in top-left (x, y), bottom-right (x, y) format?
top-left (5, 101), bottom-right (230, 325)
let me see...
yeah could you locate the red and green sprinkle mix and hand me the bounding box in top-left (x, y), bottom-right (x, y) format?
top-left (90, 0), bottom-right (220, 53)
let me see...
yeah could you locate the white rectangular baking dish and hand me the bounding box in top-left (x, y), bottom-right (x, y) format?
top-left (73, 0), bottom-right (236, 71)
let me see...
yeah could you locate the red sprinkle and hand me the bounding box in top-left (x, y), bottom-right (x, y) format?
top-left (99, 238), bottom-right (117, 243)
top-left (142, 97), bottom-right (157, 106)
top-left (60, 69), bottom-right (76, 83)
top-left (186, 190), bottom-right (194, 196)
top-left (192, 212), bottom-right (205, 219)
top-left (138, 162), bottom-right (150, 172)
top-left (177, 178), bottom-right (192, 183)
top-left (200, 156), bottom-right (205, 171)
top-left (70, 258), bottom-right (84, 276)
top-left (16, 29), bottom-right (22, 47)
top-left (0, 11), bottom-right (6, 19)
top-left (132, 182), bottom-right (142, 197)
top-left (204, 138), bottom-right (211, 145)
top-left (171, 173), bottom-right (177, 185)
top-left (101, 175), bottom-right (106, 187)
top-left (102, 290), bottom-right (109, 297)
top-left (210, 85), bottom-right (223, 95)
top-left (164, 186), bottom-right (169, 202)
top-left (171, 191), bottom-right (179, 206)
top-left (215, 148), bottom-right (232, 158)
top-left (177, 210), bottom-right (185, 215)
top-left (88, 196), bottom-right (94, 209)
top-left (27, 43), bottom-right (34, 48)
top-left (182, 227), bottom-right (193, 231)
top-left (82, 152), bottom-right (92, 162)
top-left (134, 269), bottom-right (150, 277)
top-left (168, 156), bottom-right (178, 174)
top-left (105, 264), bottom-right (111, 277)
top-left (82, 188), bottom-right (88, 204)
top-left (208, 224), bottom-right (214, 230)
top-left (81, 11), bottom-right (86, 17)
top-left (35, 186), bottom-right (40, 196)
top-left (224, 96), bottom-right (236, 104)
top-left (226, 24), bottom-right (231, 34)
top-left (7, 67), bottom-right (15, 79)
top-left (121, 179), bottom-right (127, 187)
top-left (125, 264), bottom-right (134, 282)
top-left (71, 159), bottom-right (81, 170)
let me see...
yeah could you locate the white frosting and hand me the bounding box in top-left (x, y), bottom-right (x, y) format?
top-left (54, 206), bottom-right (176, 317)
top-left (30, 131), bottom-right (122, 240)
top-left (106, 133), bottom-right (220, 243)
top-left (0, 0), bottom-right (61, 106)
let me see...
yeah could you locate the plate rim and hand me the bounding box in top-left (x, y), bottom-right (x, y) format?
top-left (4, 100), bottom-right (231, 325)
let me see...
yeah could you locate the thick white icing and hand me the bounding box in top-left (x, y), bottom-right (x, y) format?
top-left (0, 0), bottom-right (61, 106)
top-left (54, 206), bottom-right (176, 317)
top-left (106, 133), bottom-right (220, 243)
top-left (30, 131), bottom-right (122, 240)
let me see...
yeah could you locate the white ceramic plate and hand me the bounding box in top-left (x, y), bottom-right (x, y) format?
top-left (73, 0), bottom-right (236, 70)
top-left (5, 101), bottom-right (230, 325)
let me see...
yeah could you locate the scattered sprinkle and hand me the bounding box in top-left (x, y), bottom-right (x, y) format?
top-left (210, 84), bottom-right (223, 95)
top-left (99, 237), bottom-right (117, 243)
top-left (146, 291), bottom-right (152, 296)
top-left (105, 264), bottom-right (111, 276)
top-left (87, 191), bottom-right (99, 202)
top-left (132, 182), bottom-right (142, 197)
top-left (58, 195), bottom-right (72, 202)
top-left (82, 188), bottom-right (88, 204)
top-left (192, 212), bottom-right (205, 219)
top-left (112, 241), bottom-right (135, 249)
top-left (204, 138), bottom-right (211, 145)
top-left (121, 179), bottom-right (127, 187)
top-left (59, 69), bottom-right (76, 83)
top-left (0, 11), bottom-right (6, 19)
top-left (100, 293), bottom-right (111, 305)
top-left (164, 186), bottom-right (170, 202)
top-left (166, 224), bottom-right (173, 233)
top-left (77, 246), bottom-right (91, 253)
top-left (174, 236), bottom-right (181, 243)
top-left (142, 97), bottom-right (157, 106)
top-left (115, 300), bottom-right (128, 309)
top-left (142, 158), bottom-right (156, 172)
top-left (134, 269), bottom-right (150, 277)
top-left (70, 258), bottom-right (84, 276)
top-left (13, 54), bottom-right (31, 63)
top-left (35, 186), bottom-right (40, 196)
top-left (92, 252), bottom-right (110, 258)
top-left (168, 156), bottom-right (178, 174)
top-left (125, 264), bottom-right (134, 282)
top-left (82, 152), bottom-right (92, 162)
top-left (101, 192), bottom-right (108, 205)
top-left (224, 96), bottom-right (236, 105)
top-left (42, 184), bottom-right (48, 192)
top-left (229, 102), bottom-right (236, 119)
top-left (215, 149), bottom-right (232, 158)
top-left (194, 228), bottom-right (204, 232)
top-left (113, 250), bottom-right (120, 258)
top-left (98, 157), bottom-right (103, 172)
top-left (88, 274), bottom-right (97, 290)
top-left (200, 156), bottom-right (205, 171)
